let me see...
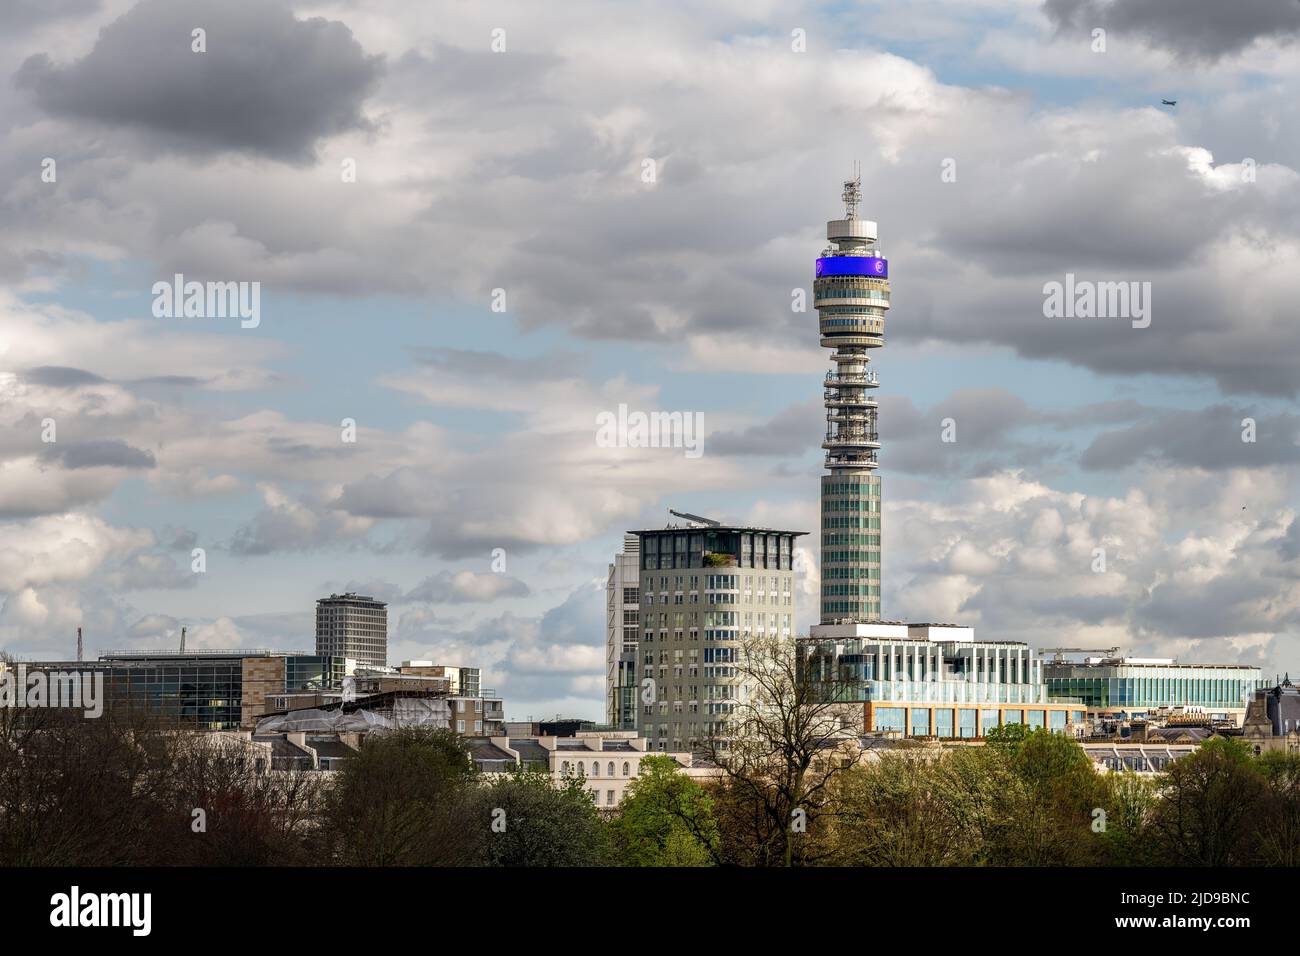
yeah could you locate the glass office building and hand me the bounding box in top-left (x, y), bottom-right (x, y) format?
top-left (802, 623), bottom-right (1086, 739)
top-left (18, 651), bottom-right (344, 731)
top-left (1044, 657), bottom-right (1263, 723)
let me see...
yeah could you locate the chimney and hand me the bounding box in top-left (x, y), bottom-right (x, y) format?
top-left (76, 626), bottom-right (83, 663)
top-left (180, 626), bottom-right (187, 654)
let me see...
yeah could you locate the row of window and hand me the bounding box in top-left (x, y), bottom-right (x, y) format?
top-left (822, 584), bottom-right (882, 596)
top-left (814, 288), bottom-right (890, 302)
top-left (820, 318), bottom-right (884, 330)
top-left (642, 623), bottom-right (791, 647)
top-left (817, 305), bottom-right (888, 317)
top-left (822, 533), bottom-right (881, 547)
top-left (823, 600), bottom-right (880, 615)
top-left (872, 707), bottom-right (1081, 738)
top-left (560, 760), bottom-right (636, 778)
top-left (822, 566), bottom-right (881, 580)
top-left (823, 480), bottom-right (880, 495)
top-left (823, 498), bottom-right (881, 512)
top-left (822, 551), bottom-right (880, 564)
top-left (823, 516), bottom-right (882, 529)
top-left (644, 574), bottom-right (791, 590)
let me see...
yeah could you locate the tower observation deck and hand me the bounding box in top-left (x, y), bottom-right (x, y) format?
top-left (816, 170), bottom-right (887, 623)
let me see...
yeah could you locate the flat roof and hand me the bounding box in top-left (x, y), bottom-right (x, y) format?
top-left (632, 526), bottom-right (807, 536)
top-left (1045, 660), bottom-right (1259, 670)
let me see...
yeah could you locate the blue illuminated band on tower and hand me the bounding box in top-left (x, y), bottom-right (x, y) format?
top-left (815, 256), bottom-right (888, 278)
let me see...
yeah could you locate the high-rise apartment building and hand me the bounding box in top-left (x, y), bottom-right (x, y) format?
top-left (816, 171), bottom-right (887, 623)
top-left (606, 533), bottom-right (641, 729)
top-left (634, 516), bottom-right (804, 752)
top-left (315, 592), bottom-right (388, 668)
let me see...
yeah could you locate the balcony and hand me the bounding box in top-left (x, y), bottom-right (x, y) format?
top-left (825, 451), bottom-right (878, 467)
top-left (824, 433), bottom-right (880, 446)
top-left (824, 371), bottom-right (878, 387)
top-left (825, 392), bottom-right (878, 408)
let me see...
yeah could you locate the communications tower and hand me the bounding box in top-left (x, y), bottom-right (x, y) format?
top-left (815, 169), bottom-right (888, 623)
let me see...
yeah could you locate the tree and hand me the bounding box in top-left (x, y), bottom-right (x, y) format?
top-left (926, 726), bottom-right (1112, 866)
top-left (608, 755), bottom-right (718, 866)
top-left (1099, 771), bottom-right (1158, 866)
top-left (831, 748), bottom-right (976, 866)
top-left (0, 704), bottom-right (171, 866)
top-left (469, 764), bottom-right (611, 866)
top-left (1147, 736), bottom-right (1268, 866)
top-left (699, 633), bottom-right (863, 866)
top-left (1252, 750), bottom-right (1300, 866)
top-left (321, 727), bottom-right (478, 866)
top-left (928, 740), bottom-right (1021, 865)
top-left (999, 726), bottom-right (1111, 865)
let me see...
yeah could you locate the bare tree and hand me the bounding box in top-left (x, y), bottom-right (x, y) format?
top-left (153, 733), bottom-right (326, 865)
top-left (698, 633), bottom-right (863, 866)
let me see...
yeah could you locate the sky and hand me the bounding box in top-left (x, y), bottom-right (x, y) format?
top-left (1, 0), bottom-right (1298, 721)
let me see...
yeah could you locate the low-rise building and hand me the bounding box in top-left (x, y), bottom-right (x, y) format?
top-left (1243, 678), bottom-right (1300, 753)
top-left (1042, 654), bottom-right (1263, 727)
top-left (1082, 742), bottom-right (1201, 774)
top-left (469, 731), bottom-right (696, 808)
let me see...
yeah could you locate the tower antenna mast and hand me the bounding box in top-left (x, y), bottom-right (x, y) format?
top-left (841, 163), bottom-right (862, 220)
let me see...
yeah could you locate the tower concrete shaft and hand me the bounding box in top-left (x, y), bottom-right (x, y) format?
top-left (815, 172), bottom-right (888, 623)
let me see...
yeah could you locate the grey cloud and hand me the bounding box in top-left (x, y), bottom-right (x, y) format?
top-left (388, 45), bottom-right (562, 117)
top-left (15, 0), bottom-right (382, 162)
top-left (228, 501), bottom-right (366, 555)
top-left (21, 366), bottom-right (106, 387)
top-left (1044, 0), bottom-right (1300, 61)
top-left (710, 400), bottom-right (822, 456)
top-left (409, 348), bottom-right (588, 382)
top-left (1280, 518), bottom-right (1300, 562)
top-left (536, 584), bottom-right (604, 648)
top-left (333, 468), bottom-right (431, 520)
top-left (128, 375), bottom-right (211, 389)
top-left (1136, 570), bottom-right (1296, 639)
top-left (107, 552), bottom-right (196, 590)
top-left (0, 0), bottom-right (99, 29)
top-left (885, 390), bottom-right (1061, 477)
top-left (1080, 406), bottom-right (1300, 470)
top-left (229, 609), bottom-right (315, 645)
top-left (47, 439), bottom-right (156, 469)
top-left (161, 527), bottom-right (199, 551)
top-left (267, 437), bottom-right (359, 461)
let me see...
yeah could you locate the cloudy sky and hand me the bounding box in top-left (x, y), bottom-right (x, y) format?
top-left (1, 0), bottom-right (1298, 719)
